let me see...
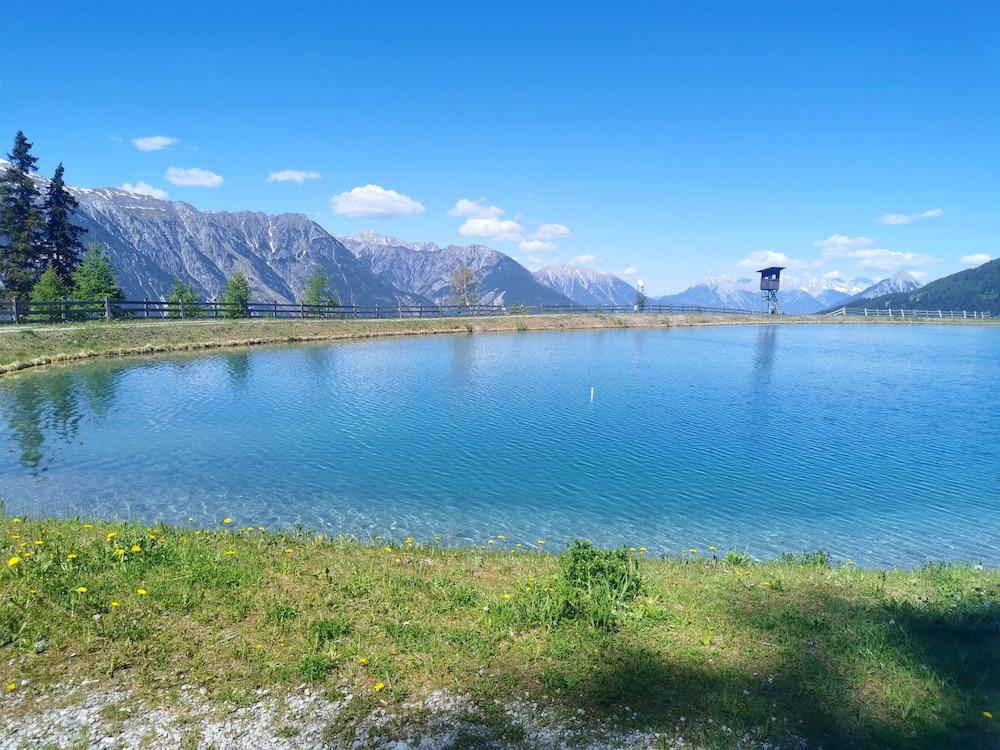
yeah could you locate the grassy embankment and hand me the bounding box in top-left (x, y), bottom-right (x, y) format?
top-left (1, 514), bottom-right (997, 748)
top-left (2, 312), bottom-right (995, 375)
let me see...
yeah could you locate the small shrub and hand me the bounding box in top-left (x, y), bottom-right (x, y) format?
top-left (780, 550), bottom-right (831, 568)
top-left (299, 653), bottom-right (337, 682)
top-left (510, 303), bottom-right (528, 315)
top-left (724, 551), bottom-right (752, 567)
top-left (310, 616), bottom-right (350, 646)
top-left (515, 321), bottom-right (528, 332)
top-left (267, 601), bottom-right (299, 623)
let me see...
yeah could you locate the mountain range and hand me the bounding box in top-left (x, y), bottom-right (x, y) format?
top-left (859, 258), bottom-right (999, 315)
top-left (0, 162), bottom-right (946, 312)
top-left (531, 265), bottom-right (638, 307)
top-left (340, 231), bottom-right (571, 306)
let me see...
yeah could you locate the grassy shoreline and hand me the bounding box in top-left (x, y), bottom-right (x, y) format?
top-left (2, 312), bottom-right (996, 376)
top-left (1, 515), bottom-right (997, 748)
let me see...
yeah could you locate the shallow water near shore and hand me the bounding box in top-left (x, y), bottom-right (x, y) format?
top-left (1, 324), bottom-right (998, 566)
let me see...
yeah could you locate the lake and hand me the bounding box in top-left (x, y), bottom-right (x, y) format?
top-left (1, 324), bottom-right (998, 566)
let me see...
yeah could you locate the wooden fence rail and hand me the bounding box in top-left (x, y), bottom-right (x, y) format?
top-left (826, 306), bottom-right (992, 320)
top-left (0, 297), bottom-right (772, 324)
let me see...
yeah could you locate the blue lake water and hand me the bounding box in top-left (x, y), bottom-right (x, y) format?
top-left (1, 324), bottom-right (998, 566)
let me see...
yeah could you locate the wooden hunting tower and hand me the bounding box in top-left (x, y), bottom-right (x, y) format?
top-left (757, 266), bottom-right (785, 314)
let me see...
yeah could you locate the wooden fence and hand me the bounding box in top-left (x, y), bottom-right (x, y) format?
top-left (826, 306), bottom-right (992, 320)
top-left (0, 297), bottom-right (768, 324)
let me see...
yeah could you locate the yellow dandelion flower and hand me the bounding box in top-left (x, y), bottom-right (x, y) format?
top-left (6, 556), bottom-right (20, 568)
top-left (358, 657), bottom-right (369, 665)
top-left (257, 527), bottom-right (265, 532)
top-left (537, 539), bottom-right (545, 546)
top-left (33, 540), bottom-right (43, 546)
top-left (67, 553), bottom-right (77, 560)
top-left (254, 643), bottom-right (263, 650)
top-left (688, 548), bottom-right (697, 554)
top-left (497, 534), bottom-right (506, 541)
top-left (383, 546), bottom-right (393, 552)
top-left (4, 682), bottom-right (15, 692)
top-left (115, 548), bottom-right (125, 557)
top-left (984, 710), bottom-right (993, 719)
top-left (110, 601), bottom-right (120, 608)
top-left (639, 547), bottom-right (648, 554)
top-left (10, 534), bottom-right (19, 540)
top-left (130, 545), bottom-right (141, 553)
top-left (225, 550), bottom-right (237, 557)
top-left (74, 586), bottom-right (88, 593)
top-left (487, 539), bottom-right (495, 545)
top-left (11, 518), bottom-right (22, 524)
top-left (82, 523), bottom-right (93, 529)
top-left (629, 547), bottom-right (637, 552)
top-left (373, 681), bottom-right (385, 693)
top-left (501, 593), bottom-right (513, 600)
top-left (763, 581), bottom-right (771, 588)
top-left (222, 517), bottom-right (232, 525)
top-left (22, 552), bottom-right (32, 558)
top-left (106, 531), bottom-right (117, 541)
top-left (136, 588), bottom-right (148, 596)
top-left (709, 545), bottom-right (717, 552)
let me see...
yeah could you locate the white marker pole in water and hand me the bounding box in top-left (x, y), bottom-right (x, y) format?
top-left (590, 386), bottom-right (595, 402)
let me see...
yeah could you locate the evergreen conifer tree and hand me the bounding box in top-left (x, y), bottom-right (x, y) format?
top-left (42, 163), bottom-right (86, 282)
top-left (72, 243), bottom-right (124, 301)
top-left (0, 131), bottom-right (45, 296)
top-left (221, 270), bottom-right (252, 318)
top-left (302, 270), bottom-right (339, 315)
top-left (31, 264), bottom-right (70, 302)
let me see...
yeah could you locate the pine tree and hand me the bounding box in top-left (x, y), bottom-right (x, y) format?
top-left (167, 278), bottom-right (202, 317)
top-left (220, 270), bottom-right (252, 318)
top-left (42, 163), bottom-right (86, 282)
top-left (301, 270), bottom-right (339, 315)
top-left (30, 264), bottom-right (70, 302)
top-left (0, 131), bottom-right (45, 297)
top-left (72, 243), bottom-right (124, 301)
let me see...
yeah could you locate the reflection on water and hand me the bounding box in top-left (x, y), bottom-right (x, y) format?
top-left (1, 325), bottom-right (998, 566)
top-left (0, 365), bottom-right (121, 472)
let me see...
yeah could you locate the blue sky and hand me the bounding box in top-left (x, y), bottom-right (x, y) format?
top-left (3, 0), bottom-right (998, 294)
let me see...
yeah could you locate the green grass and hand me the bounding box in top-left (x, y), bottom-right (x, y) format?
top-left (1, 514), bottom-right (997, 748)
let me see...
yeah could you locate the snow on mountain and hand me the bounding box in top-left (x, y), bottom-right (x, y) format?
top-left (340, 232), bottom-right (573, 306)
top-left (798, 276), bottom-right (873, 307)
top-left (531, 264), bottom-right (637, 306)
top-left (1, 163), bottom-right (413, 304)
top-left (836, 272), bottom-right (923, 306)
top-left (653, 275), bottom-right (827, 314)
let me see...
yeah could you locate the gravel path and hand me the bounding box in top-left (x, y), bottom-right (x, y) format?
top-left (0, 684), bottom-right (804, 750)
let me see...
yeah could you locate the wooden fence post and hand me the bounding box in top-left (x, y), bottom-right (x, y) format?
top-left (179, 298), bottom-right (185, 319)
top-left (104, 296), bottom-right (112, 321)
top-left (11, 296), bottom-right (20, 325)
top-left (61, 297), bottom-right (67, 322)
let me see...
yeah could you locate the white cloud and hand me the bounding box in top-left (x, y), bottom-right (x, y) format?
top-left (165, 167), bottom-right (224, 187)
top-left (119, 181), bottom-right (168, 200)
top-left (878, 208), bottom-right (943, 225)
top-left (533, 223), bottom-right (572, 239)
top-left (959, 253), bottom-right (992, 266)
top-left (518, 239), bottom-right (557, 252)
top-left (620, 266), bottom-right (637, 276)
top-left (736, 250), bottom-right (793, 269)
top-left (814, 234), bottom-right (875, 256)
top-left (447, 197), bottom-right (504, 219)
top-left (570, 254), bottom-right (603, 266)
top-left (330, 184), bottom-right (425, 218)
top-left (458, 217), bottom-right (524, 241)
top-left (266, 170), bottom-right (321, 184)
top-left (846, 248), bottom-right (936, 271)
top-left (132, 135), bottom-right (178, 152)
